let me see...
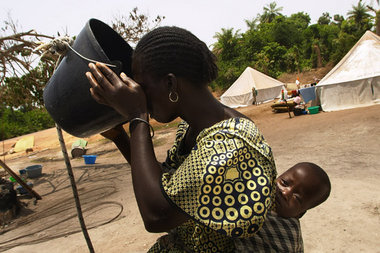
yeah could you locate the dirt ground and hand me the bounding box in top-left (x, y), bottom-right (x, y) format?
top-left (0, 102), bottom-right (379, 253)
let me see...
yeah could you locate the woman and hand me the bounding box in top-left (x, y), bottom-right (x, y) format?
top-left (86, 26), bottom-right (276, 252)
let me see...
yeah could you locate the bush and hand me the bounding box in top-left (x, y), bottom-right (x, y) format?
top-left (0, 108), bottom-right (55, 141)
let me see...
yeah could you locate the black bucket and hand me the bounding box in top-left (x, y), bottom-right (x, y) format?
top-left (43, 19), bottom-right (133, 137)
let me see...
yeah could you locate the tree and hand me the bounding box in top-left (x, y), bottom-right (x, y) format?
top-left (0, 16), bottom-right (55, 85)
top-left (254, 42), bottom-right (287, 77)
top-left (244, 16), bottom-right (260, 30)
top-left (212, 28), bottom-right (241, 62)
top-left (212, 28), bottom-right (244, 89)
top-left (111, 7), bottom-right (165, 45)
top-left (289, 12), bottom-right (311, 30)
top-left (367, 0), bottom-right (380, 35)
top-left (270, 15), bottom-right (303, 48)
top-left (240, 29), bottom-right (266, 63)
top-left (347, 0), bottom-right (372, 31)
top-left (260, 2), bottom-right (283, 24)
top-left (1, 61), bottom-right (52, 109)
top-left (333, 14), bottom-right (345, 26)
top-left (318, 12), bottom-right (332, 25)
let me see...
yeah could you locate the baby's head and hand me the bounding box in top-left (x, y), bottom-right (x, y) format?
top-left (274, 162), bottom-right (331, 218)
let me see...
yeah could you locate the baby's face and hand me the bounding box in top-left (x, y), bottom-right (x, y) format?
top-left (275, 165), bottom-right (323, 218)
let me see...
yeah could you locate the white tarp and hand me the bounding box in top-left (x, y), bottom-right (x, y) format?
top-left (316, 31), bottom-right (380, 111)
top-left (221, 67), bottom-right (284, 108)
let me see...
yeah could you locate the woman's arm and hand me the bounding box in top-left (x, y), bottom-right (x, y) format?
top-left (100, 124), bottom-right (131, 164)
top-left (129, 113), bottom-right (188, 232)
top-left (86, 63), bottom-right (187, 232)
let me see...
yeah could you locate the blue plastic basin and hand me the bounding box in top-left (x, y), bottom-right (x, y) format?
top-left (83, 155), bottom-right (97, 164)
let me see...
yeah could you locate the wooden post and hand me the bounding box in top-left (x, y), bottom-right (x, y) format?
top-left (285, 100), bottom-right (292, 119)
top-left (0, 159), bottom-right (42, 200)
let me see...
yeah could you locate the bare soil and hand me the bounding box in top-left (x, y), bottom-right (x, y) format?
top-left (0, 102), bottom-right (379, 253)
top-left (277, 64), bottom-right (333, 84)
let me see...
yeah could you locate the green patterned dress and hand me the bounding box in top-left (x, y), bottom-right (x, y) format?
top-left (148, 117), bottom-right (277, 253)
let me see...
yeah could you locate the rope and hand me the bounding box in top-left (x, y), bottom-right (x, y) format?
top-left (41, 36), bottom-right (97, 253)
top-left (34, 36), bottom-right (116, 68)
top-left (65, 43), bottom-right (116, 68)
top-left (55, 124), bottom-right (95, 253)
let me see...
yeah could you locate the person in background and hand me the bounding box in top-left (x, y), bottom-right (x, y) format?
top-left (296, 77), bottom-right (300, 89)
top-left (252, 87), bottom-right (258, 105)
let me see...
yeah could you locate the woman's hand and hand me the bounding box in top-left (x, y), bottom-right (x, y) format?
top-left (86, 62), bottom-right (147, 119)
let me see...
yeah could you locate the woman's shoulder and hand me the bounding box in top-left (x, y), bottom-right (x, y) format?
top-left (197, 117), bottom-right (274, 162)
top-left (196, 117), bottom-right (261, 148)
top-left (198, 117), bottom-right (256, 139)
top-left (223, 105), bottom-right (250, 120)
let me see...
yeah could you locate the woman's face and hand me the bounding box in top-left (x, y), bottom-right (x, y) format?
top-left (132, 60), bottom-right (178, 123)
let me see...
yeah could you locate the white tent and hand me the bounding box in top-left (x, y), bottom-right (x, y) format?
top-left (316, 31), bottom-right (380, 111)
top-left (220, 67), bottom-right (284, 108)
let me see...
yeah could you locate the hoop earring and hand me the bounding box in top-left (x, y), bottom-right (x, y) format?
top-left (169, 91), bottom-right (179, 103)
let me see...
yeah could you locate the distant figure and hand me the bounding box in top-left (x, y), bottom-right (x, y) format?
top-left (293, 96), bottom-right (301, 104)
top-left (296, 77), bottom-right (300, 89)
top-left (252, 87), bottom-right (258, 105)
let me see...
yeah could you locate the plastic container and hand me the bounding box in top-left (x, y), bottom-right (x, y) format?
top-left (308, 106), bottom-right (320, 114)
top-left (25, 165), bottom-right (43, 178)
top-left (294, 108), bottom-right (304, 116)
top-left (19, 169), bottom-right (28, 181)
top-left (83, 155), bottom-right (97, 164)
top-left (16, 182), bottom-right (34, 195)
top-left (43, 19), bottom-right (133, 137)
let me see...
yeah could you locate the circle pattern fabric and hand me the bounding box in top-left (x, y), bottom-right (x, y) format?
top-left (196, 146), bottom-right (272, 237)
top-left (159, 118), bottom-right (277, 252)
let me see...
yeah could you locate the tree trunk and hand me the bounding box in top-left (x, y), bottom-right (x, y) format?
top-left (376, 10), bottom-right (380, 36)
top-left (313, 44), bottom-right (323, 68)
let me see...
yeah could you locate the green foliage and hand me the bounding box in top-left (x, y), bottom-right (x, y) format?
top-left (1, 61), bottom-right (53, 110)
top-left (260, 1), bottom-right (284, 24)
top-left (0, 107), bottom-right (55, 140)
top-left (213, 61), bottom-right (245, 90)
top-left (330, 32), bottom-right (357, 64)
top-left (212, 1), bottom-right (375, 91)
top-left (212, 28), bottom-right (241, 62)
top-left (111, 7), bottom-right (165, 45)
top-left (318, 12), bottom-right (332, 25)
top-left (347, 0), bottom-right (372, 28)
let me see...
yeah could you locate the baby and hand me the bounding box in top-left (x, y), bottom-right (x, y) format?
top-left (235, 162), bottom-right (331, 252)
top-left (274, 162), bottom-right (331, 218)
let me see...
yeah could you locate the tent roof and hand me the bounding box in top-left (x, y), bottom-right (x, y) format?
top-left (318, 31), bottom-right (380, 86)
top-left (221, 67), bottom-right (284, 97)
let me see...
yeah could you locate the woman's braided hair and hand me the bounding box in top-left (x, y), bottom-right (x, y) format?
top-left (133, 26), bottom-right (218, 85)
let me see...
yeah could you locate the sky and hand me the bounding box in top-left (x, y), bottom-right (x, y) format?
top-left (1, 0), bottom-right (377, 47)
